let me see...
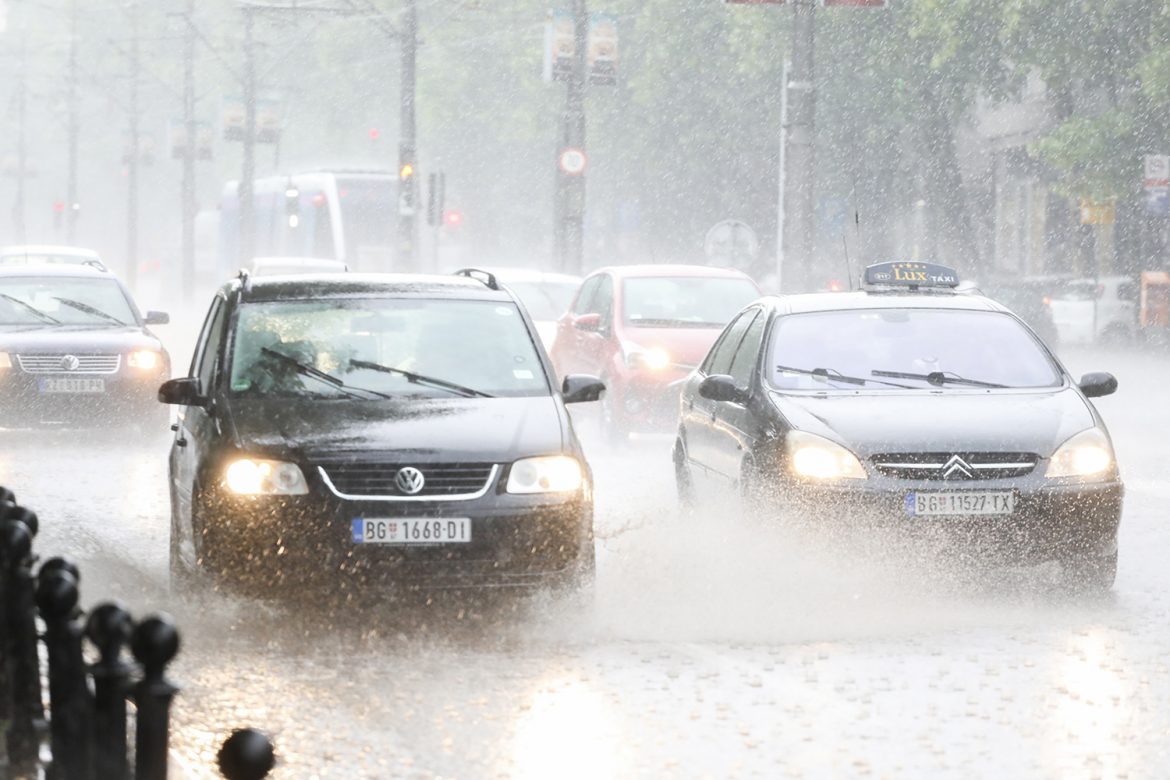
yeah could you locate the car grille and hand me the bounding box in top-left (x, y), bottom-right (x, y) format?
top-left (870, 452), bottom-right (1038, 481)
top-left (319, 462), bottom-right (498, 499)
top-left (16, 354), bottom-right (121, 374)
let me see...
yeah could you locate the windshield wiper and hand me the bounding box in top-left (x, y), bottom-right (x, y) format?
top-left (871, 369), bottom-right (1007, 389)
top-left (349, 358), bottom-right (495, 399)
top-left (51, 297), bottom-right (125, 325)
top-left (0, 294), bottom-right (60, 324)
top-left (259, 347), bottom-right (391, 399)
top-left (775, 365), bottom-right (912, 389)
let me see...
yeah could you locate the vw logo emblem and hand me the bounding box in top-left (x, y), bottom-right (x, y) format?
top-left (941, 455), bottom-right (974, 479)
top-left (60, 355), bottom-right (80, 372)
top-left (395, 466), bottom-right (426, 495)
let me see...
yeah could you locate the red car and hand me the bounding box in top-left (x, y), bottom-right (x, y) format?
top-left (550, 264), bottom-right (761, 442)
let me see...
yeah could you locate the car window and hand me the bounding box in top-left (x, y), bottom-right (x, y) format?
top-left (703, 309), bottom-right (755, 376)
top-left (0, 276), bottom-right (135, 326)
top-left (728, 309), bottom-right (764, 386)
top-left (768, 309), bottom-right (1061, 391)
top-left (505, 281), bottom-right (579, 320)
top-left (622, 277), bottom-right (759, 327)
top-left (595, 275), bottom-right (614, 324)
top-left (228, 297), bottom-right (550, 399)
top-left (195, 297), bottom-right (228, 392)
top-left (572, 276), bottom-right (601, 315)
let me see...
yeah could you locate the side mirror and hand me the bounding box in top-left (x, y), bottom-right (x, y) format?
top-left (144, 311), bottom-right (170, 325)
top-left (158, 377), bottom-right (207, 407)
top-left (1079, 372), bottom-right (1117, 399)
top-left (698, 374), bottom-right (746, 404)
top-left (573, 313), bottom-right (602, 333)
top-left (562, 374), bottom-right (605, 404)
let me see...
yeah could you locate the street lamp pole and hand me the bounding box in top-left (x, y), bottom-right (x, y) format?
top-left (181, 0), bottom-right (196, 303)
top-left (239, 4), bottom-right (256, 266)
top-left (397, 0), bottom-right (419, 272)
top-left (782, 0), bottom-right (816, 292)
top-left (560, 0), bottom-right (588, 276)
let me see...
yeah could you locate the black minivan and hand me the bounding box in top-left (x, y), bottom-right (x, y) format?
top-left (159, 270), bottom-right (604, 593)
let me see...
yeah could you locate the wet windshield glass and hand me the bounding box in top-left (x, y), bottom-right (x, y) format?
top-left (0, 277), bottom-right (134, 326)
top-left (623, 277), bottom-right (758, 327)
top-left (768, 309), bottom-right (1061, 391)
top-left (229, 298), bottom-right (549, 399)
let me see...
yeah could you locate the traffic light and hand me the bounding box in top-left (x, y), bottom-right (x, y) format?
top-left (399, 162), bottom-right (415, 180)
top-left (443, 209), bottom-right (463, 228)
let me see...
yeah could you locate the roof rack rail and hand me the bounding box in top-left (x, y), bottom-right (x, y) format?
top-left (237, 267), bottom-right (252, 292)
top-left (454, 268), bottom-right (500, 291)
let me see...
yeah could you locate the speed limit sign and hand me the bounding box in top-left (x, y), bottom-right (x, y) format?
top-left (559, 147), bottom-right (587, 175)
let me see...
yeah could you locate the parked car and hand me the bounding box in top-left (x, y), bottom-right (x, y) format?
top-left (0, 245), bottom-right (107, 271)
top-left (977, 276), bottom-right (1061, 348)
top-left (0, 265), bottom-right (170, 429)
top-left (159, 271), bottom-right (604, 594)
top-left (549, 264), bottom-right (761, 443)
top-left (456, 267), bottom-right (581, 351)
top-left (1048, 276), bottom-right (1138, 345)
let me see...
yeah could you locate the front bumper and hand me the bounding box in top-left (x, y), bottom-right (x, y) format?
top-left (199, 485), bottom-right (594, 590)
top-left (0, 369), bottom-right (166, 427)
top-left (777, 479), bottom-right (1123, 565)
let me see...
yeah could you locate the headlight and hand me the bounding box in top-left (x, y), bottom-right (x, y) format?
top-left (625, 345), bottom-right (671, 371)
top-left (786, 430), bottom-right (867, 480)
top-left (0, 352), bottom-right (10, 369)
top-left (506, 455), bottom-right (583, 494)
top-left (1046, 428), bottom-right (1114, 479)
top-left (224, 458), bottom-right (309, 495)
top-left (127, 350), bottom-right (161, 370)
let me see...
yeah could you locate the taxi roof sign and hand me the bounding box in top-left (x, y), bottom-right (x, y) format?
top-left (863, 261), bottom-right (960, 290)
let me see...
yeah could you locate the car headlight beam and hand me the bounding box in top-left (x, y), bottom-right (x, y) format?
top-left (506, 455), bottom-right (583, 494)
top-left (624, 344), bottom-right (672, 371)
top-left (786, 430), bottom-right (867, 480)
top-left (225, 458), bottom-right (309, 495)
top-left (128, 349), bottom-right (161, 370)
top-left (1046, 428), bottom-right (1114, 479)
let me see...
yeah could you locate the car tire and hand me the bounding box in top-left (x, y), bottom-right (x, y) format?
top-left (1061, 550), bottom-right (1117, 594)
top-left (673, 437), bottom-right (697, 511)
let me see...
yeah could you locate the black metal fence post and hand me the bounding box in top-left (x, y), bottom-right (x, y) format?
top-left (217, 728), bottom-right (276, 780)
top-left (85, 602), bottom-right (133, 780)
top-left (131, 615), bottom-right (180, 780)
top-left (0, 511), bottom-right (40, 771)
top-left (36, 562), bottom-right (94, 780)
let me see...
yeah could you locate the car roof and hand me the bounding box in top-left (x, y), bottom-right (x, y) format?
top-left (591, 264), bottom-right (757, 281)
top-left (0, 264), bottom-right (114, 279)
top-left (761, 290), bottom-right (1006, 315)
top-left (233, 272), bottom-right (516, 303)
top-left (0, 244), bottom-right (101, 258)
top-left (465, 266), bottom-right (582, 284)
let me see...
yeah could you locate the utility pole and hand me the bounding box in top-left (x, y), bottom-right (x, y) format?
top-left (13, 28), bottom-right (27, 241)
top-left (66, 0), bottom-right (79, 242)
top-left (559, 0), bottom-right (588, 275)
top-left (239, 4), bottom-right (256, 266)
top-left (181, 0), bottom-right (196, 303)
top-left (126, 0), bottom-right (141, 291)
top-left (782, 0), bottom-right (816, 292)
top-left (397, 0), bottom-right (419, 272)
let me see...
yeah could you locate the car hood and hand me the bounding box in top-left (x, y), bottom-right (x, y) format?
top-left (620, 325), bottom-right (723, 369)
top-left (227, 395), bottom-right (567, 462)
top-left (771, 386), bottom-right (1096, 457)
top-left (0, 325), bottom-right (162, 353)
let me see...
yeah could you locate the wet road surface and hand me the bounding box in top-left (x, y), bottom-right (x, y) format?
top-left (3, 343), bottom-right (1169, 778)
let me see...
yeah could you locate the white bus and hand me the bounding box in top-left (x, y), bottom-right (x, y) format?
top-left (217, 168), bottom-right (396, 279)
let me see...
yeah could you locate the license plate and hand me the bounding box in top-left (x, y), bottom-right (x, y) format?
top-left (38, 377), bottom-right (106, 394)
top-left (351, 517), bottom-right (472, 545)
top-left (907, 491), bottom-right (1015, 517)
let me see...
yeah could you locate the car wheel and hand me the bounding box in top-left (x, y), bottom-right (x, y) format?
top-left (674, 436), bottom-right (697, 511)
top-left (1061, 550), bottom-right (1117, 594)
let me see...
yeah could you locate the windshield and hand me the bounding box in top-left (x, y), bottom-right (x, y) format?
top-left (505, 280), bottom-right (579, 320)
top-left (767, 309), bottom-right (1061, 391)
top-left (623, 276), bottom-right (759, 327)
top-left (0, 276), bottom-right (135, 326)
top-left (229, 297), bottom-right (549, 399)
